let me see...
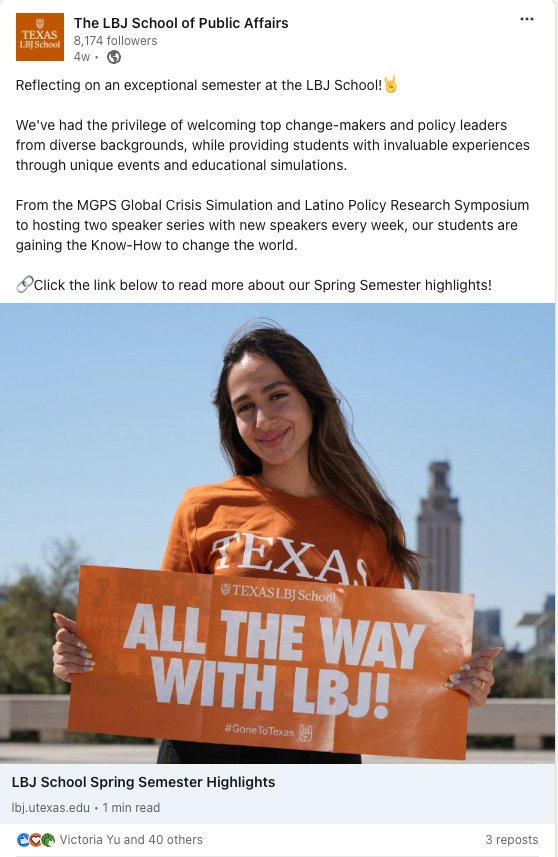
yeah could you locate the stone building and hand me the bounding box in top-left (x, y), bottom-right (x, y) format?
top-left (417, 461), bottom-right (461, 592)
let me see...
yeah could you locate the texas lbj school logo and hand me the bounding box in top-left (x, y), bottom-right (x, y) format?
top-left (220, 583), bottom-right (231, 596)
top-left (16, 13), bottom-right (64, 61)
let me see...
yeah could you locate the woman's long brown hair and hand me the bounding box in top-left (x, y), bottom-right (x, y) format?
top-left (213, 324), bottom-right (421, 589)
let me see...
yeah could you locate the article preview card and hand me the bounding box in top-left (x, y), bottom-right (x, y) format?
top-left (69, 566), bottom-right (474, 759)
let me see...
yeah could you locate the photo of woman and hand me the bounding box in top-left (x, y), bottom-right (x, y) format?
top-left (50, 322), bottom-right (502, 764)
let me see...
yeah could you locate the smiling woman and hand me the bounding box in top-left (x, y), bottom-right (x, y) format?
top-left (229, 355), bottom-right (315, 486)
top-left (52, 322), bottom-right (500, 763)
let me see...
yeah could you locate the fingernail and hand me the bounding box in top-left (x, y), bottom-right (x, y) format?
top-left (79, 651), bottom-right (93, 659)
top-left (459, 664), bottom-right (471, 670)
top-left (84, 666), bottom-right (94, 672)
top-left (444, 681), bottom-right (455, 688)
top-left (52, 612), bottom-right (60, 618)
top-left (448, 673), bottom-right (461, 683)
top-left (85, 660), bottom-right (95, 666)
top-left (76, 641), bottom-right (87, 649)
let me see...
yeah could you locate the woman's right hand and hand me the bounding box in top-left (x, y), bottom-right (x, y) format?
top-left (52, 613), bottom-right (95, 683)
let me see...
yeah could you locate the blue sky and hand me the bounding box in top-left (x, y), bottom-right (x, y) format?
top-left (0, 303), bottom-right (553, 649)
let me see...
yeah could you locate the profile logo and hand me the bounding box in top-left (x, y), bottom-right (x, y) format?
top-left (17, 834), bottom-right (30, 847)
top-left (220, 583), bottom-right (231, 596)
top-left (16, 13), bottom-right (64, 61)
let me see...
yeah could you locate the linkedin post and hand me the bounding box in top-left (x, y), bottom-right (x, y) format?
top-left (0, 2), bottom-right (555, 856)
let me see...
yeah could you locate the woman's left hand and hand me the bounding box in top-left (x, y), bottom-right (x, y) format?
top-left (444, 646), bottom-right (503, 707)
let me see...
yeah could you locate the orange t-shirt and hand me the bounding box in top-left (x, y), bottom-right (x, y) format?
top-left (161, 476), bottom-right (404, 589)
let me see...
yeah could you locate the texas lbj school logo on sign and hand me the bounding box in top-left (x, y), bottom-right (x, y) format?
top-left (16, 13), bottom-right (64, 61)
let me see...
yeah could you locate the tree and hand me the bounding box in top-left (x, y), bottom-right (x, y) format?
top-left (0, 539), bottom-right (86, 694)
top-left (490, 657), bottom-right (554, 699)
top-left (472, 633), bottom-right (555, 699)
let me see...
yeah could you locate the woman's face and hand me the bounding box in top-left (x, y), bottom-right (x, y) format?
top-left (227, 353), bottom-right (314, 471)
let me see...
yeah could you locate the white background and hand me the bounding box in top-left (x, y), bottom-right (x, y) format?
top-left (0, 3), bottom-right (554, 854)
top-left (0, 1), bottom-right (554, 303)
top-left (3, 763), bottom-right (555, 825)
top-left (4, 823), bottom-right (557, 857)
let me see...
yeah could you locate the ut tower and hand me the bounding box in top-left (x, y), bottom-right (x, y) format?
top-left (417, 462), bottom-right (461, 593)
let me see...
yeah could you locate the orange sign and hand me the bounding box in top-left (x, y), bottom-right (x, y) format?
top-left (16, 13), bottom-right (64, 61)
top-left (69, 566), bottom-right (474, 759)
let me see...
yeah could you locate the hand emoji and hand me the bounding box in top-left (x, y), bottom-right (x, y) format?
top-left (385, 75), bottom-right (397, 93)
